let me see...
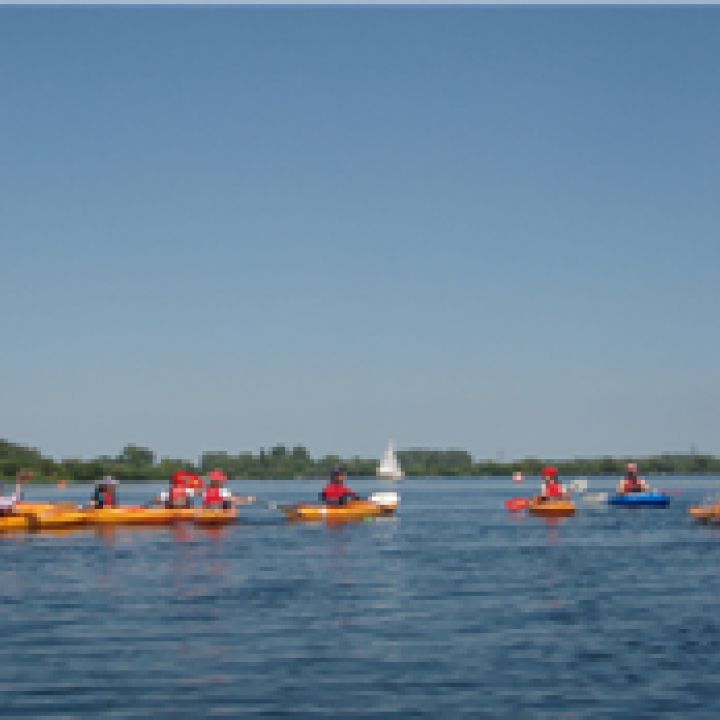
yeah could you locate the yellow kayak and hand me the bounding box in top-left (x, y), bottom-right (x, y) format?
top-left (528, 498), bottom-right (576, 517)
top-left (16, 502), bottom-right (60, 514)
top-left (690, 505), bottom-right (720, 523)
top-left (29, 509), bottom-right (88, 530)
top-left (282, 499), bottom-right (397, 522)
top-left (0, 514), bottom-right (30, 532)
top-left (83, 507), bottom-right (196, 526)
top-left (0, 508), bottom-right (88, 532)
top-left (193, 508), bottom-right (239, 526)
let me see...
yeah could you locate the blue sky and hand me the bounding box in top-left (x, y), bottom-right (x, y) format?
top-left (1, 7), bottom-right (718, 461)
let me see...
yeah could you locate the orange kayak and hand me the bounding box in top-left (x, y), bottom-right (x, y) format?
top-left (193, 508), bottom-right (239, 526)
top-left (16, 502), bottom-right (76, 514)
top-left (282, 499), bottom-right (397, 522)
top-left (83, 507), bottom-right (196, 526)
top-left (30, 509), bottom-right (88, 530)
top-left (0, 514), bottom-right (30, 532)
top-left (690, 505), bottom-right (720, 523)
top-left (0, 508), bottom-right (88, 532)
top-left (528, 498), bottom-right (576, 517)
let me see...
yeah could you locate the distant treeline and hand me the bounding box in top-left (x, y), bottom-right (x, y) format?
top-left (1, 439), bottom-right (719, 483)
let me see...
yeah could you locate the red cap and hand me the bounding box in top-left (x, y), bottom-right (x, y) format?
top-left (541, 466), bottom-right (558, 478)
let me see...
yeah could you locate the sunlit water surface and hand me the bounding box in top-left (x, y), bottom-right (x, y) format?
top-left (3, 476), bottom-right (720, 718)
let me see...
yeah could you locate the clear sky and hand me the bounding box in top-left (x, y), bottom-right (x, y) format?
top-left (1, 6), bottom-right (718, 462)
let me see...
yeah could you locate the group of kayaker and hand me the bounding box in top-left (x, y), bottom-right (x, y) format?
top-left (86, 470), bottom-right (254, 511)
top-left (0, 465), bottom-right (361, 517)
top-left (154, 469), bottom-right (250, 509)
top-left (538, 462), bottom-right (653, 501)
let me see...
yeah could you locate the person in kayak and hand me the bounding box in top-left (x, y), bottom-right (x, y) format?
top-left (202, 471), bottom-right (254, 509)
top-left (202, 471), bottom-right (233, 509)
top-left (0, 471), bottom-right (29, 516)
top-left (320, 467), bottom-right (360, 505)
top-left (617, 463), bottom-right (651, 494)
top-left (159, 475), bottom-right (193, 509)
top-left (539, 467), bottom-right (568, 500)
top-left (92, 476), bottom-right (118, 509)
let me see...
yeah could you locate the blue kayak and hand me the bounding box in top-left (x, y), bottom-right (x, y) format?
top-left (608, 492), bottom-right (670, 507)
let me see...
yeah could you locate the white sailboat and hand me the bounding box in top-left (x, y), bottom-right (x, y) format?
top-left (377, 441), bottom-right (404, 481)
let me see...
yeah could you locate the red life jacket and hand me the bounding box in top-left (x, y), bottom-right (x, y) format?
top-left (169, 485), bottom-right (189, 507)
top-left (203, 486), bottom-right (224, 507)
top-left (322, 483), bottom-right (356, 503)
top-left (544, 480), bottom-right (563, 498)
top-left (623, 476), bottom-right (642, 493)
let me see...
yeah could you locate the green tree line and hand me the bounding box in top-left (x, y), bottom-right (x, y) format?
top-left (1, 438), bottom-right (719, 483)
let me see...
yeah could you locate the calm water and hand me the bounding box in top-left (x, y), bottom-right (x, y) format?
top-left (3, 476), bottom-right (720, 718)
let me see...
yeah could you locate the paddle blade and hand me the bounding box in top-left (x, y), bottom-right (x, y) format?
top-left (505, 498), bottom-right (530, 512)
top-left (570, 478), bottom-right (589, 493)
top-left (583, 492), bottom-right (608, 504)
top-left (370, 491), bottom-right (400, 508)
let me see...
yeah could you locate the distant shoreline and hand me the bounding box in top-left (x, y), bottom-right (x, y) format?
top-left (3, 438), bottom-right (719, 484)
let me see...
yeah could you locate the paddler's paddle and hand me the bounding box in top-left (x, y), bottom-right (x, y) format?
top-left (257, 499), bottom-right (295, 513)
top-left (505, 497), bottom-right (530, 512)
top-left (583, 492), bottom-right (609, 503)
top-left (569, 478), bottom-right (588, 493)
top-left (567, 478), bottom-right (610, 504)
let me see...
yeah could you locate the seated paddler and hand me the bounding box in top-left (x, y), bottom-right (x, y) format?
top-left (92, 476), bottom-right (118, 509)
top-left (200, 470), bottom-right (254, 510)
top-left (539, 466), bottom-right (567, 500)
top-left (158, 474), bottom-right (193, 509)
top-left (320, 467), bottom-right (360, 505)
top-left (617, 463), bottom-right (650, 494)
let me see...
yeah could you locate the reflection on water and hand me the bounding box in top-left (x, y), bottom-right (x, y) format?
top-left (2, 477), bottom-right (720, 717)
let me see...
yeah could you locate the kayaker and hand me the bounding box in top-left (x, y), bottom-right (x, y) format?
top-left (617, 463), bottom-right (650, 494)
top-left (320, 467), bottom-right (360, 505)
top-left (159, 475), bottom-right (193, 509)
top-left (202, 470), bottom-right (257, 509)
top-left (539, 467), bottom-right (567, 500)
top-left (92, 476), bottom-right (118, 509)
top-left (0, 471), bottom-right (28, 516)
top-left (202, 473), bottom-right (233, 509)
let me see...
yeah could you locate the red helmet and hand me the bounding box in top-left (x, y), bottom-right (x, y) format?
top-left (541, 466), bottom-right (558, 478)
top-left (207, 470), bottom-right (227, 485)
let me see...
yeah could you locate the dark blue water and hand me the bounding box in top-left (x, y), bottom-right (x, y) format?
top-left (3, 476), bottom-right (720, 718)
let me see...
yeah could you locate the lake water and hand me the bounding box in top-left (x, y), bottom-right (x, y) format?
top-left (3, 476), bottom-right (720, 718)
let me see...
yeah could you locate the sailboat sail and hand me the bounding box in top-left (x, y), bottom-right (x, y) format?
top-left (377, 441), bottom-right (404, 480)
